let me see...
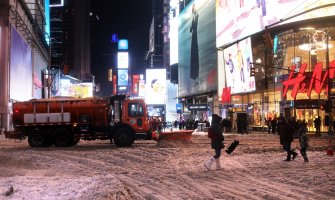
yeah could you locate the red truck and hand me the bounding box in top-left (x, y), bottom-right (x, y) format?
top-left (5, 95), bottom-right (152, 147)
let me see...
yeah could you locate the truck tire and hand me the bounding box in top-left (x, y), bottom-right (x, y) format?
top-left (69, 137), bottom-right (80, 146)
top-left (114, 128), bottom-right (134, 147)
top-left (54, 129), bottom-right (71, 147)
top-left (28, 132), bottom-right (45, 147)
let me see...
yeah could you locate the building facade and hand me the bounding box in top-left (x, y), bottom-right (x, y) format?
top-left (0, 0), bottom-right (49, 131)
top-left (216, 0), bottom-right (335, 132)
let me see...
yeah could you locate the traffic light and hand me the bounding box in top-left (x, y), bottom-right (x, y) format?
top-left (250, 67), bottom-right (255, 77)
top-left (262, 32), bottom-right (273, 49)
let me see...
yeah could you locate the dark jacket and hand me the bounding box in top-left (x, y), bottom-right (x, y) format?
top-left (211, 114), bottom-right (224, 149)
top-left (279, 120), bottom-right (294, 144)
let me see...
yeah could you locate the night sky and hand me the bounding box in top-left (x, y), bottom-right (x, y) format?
top-left (90, 0), bottom-right (152, 96)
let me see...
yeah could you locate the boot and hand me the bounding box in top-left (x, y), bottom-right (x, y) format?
top-left (292, 151), bottom-right (298, 160)
top-left (284, 154), bottom-right (291, 161)
top-left (204, 157), bottom-right (215, 170)
top-left (215, 158), bottom-right (222, 170)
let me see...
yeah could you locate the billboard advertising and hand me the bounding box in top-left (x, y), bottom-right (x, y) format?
top-left (132, 74), bottom-right (140, 95)
top-left (178, 0), bottom-right (216, 97)
top-left (145, 69), bottom-right (166, 104)
top-left (138, 80), bottom-right (145, 97)
top-left (59, 79), bottom-right (93, 98)
top-left (169, 0), bottom-right (180, 65)
top-left (118, 39), bottom-right (128, 50)
top-left (118, 69), bottom-right (128, 86)
top-left (216, 0), bottom-right (335, 47)
top-left (117, 52), bottom-right (128, 69)
top-left (221, 37), bottom-right (256, 94)
top-left (10, 26), bottom-right (32, 101)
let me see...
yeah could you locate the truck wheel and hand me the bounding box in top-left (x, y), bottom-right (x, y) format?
top-left (54, 133), bottom-right (70, 147)
top-left (114, 128), bottom-right (134, 147)
top-left (28, 132), bottom-right (45, 147)
top-left (69, 137), bottom-right (80, 146)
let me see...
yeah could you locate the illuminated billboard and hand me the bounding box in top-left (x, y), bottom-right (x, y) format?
top-left (169, 0), bottom-right (180, 65)
top-left (216, 0), bottom-right (335, 47)
top-left (59, 79), bottom-right (93, 98)
top-left (222, 37), bottom-right (255, 94)
top-left (117, 52), bottom-right (128, 69)
top-left (145, 69), bottom-right (166, 104)
top-left (10, 26), bottom-right (33, 101)
top-left (118, 39), bottom-right (128, 50)
top-left (138, 80), bottom-right (145, 97)
top-left (178, 0), bottom-right (216, 97)
top-left (118, 69), bottom-right (128, 86)
top-left (132, 74), bottom-right (140, 95)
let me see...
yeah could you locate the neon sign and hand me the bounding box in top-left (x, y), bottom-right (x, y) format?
top-left (282, 60), bottom-right (335, 99)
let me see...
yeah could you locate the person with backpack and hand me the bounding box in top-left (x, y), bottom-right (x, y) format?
top-left (204, 114), bottom-right (224, 170)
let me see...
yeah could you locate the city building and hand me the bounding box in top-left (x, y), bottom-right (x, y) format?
top-left (216, 0), bottom-right (335, 133)
top-left (175, 0), bottom-right (335, 133)
top-left (50, 0), bottom-right (93, 97)
top-left (0, 0), bottom-right (49, 131)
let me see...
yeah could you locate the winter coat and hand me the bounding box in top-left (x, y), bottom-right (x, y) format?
top-left (297, 125), bottom-right (309, 149)
top-left (210, 114), bottom-right (224, 149)
top-left (279, 121), bottom-right (294, 144)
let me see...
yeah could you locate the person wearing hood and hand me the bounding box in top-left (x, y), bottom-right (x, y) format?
top-left (204, 114), bottom-right (225, 170)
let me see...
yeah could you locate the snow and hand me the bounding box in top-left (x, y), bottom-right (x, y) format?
top-left (0, 132), bottom-right (334, 199)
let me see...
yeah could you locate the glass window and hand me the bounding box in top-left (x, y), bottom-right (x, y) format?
top-left (128, 103), bottom-right (144, 117)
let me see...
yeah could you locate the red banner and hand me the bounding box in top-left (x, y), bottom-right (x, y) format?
top-left (113, 75), bottom-right (117, 95)
top-left (132, 74), bottom-right (139, 95)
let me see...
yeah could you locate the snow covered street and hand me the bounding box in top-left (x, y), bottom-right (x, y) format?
top-left (0, 132), bottom-right (334, 199)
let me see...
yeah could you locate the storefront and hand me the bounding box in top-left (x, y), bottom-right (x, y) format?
top-left (217, 1), bottom-right (335, 132)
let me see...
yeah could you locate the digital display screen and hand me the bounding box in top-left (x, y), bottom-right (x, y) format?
top-left (118, 39), bottom-right (128, 50)
top-left (216, 0), bottom-right (335, 47)
top-left (117, 52), bottom-right (128, 69)
top-left (10, 26), bottom-right (33, 101)
top-left (145, 69), bottom-right (166, 104)
top-left (178, 0), bottom-right (216, 97)
top-left (118, 69), bottom-right (128, 86)
top-left (222, 37), bottom-right (256, 94)
top-left (169, 1), bottom-right (179, 65)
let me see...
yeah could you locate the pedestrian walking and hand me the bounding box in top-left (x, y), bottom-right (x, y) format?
top-left (296, 120), bottom-right (309, 162)
top-left (314, 116), bottom-right (321, 136)
top-left (278, 117), bottom-right (298, 161)
top-left (204, 114), bottom-right (224, 170)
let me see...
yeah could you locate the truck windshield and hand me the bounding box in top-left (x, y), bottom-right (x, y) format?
top-left (128, 103), bottom-right (143, 117)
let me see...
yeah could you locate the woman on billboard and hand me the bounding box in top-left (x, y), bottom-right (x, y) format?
top-left (190, 3), bottom-right (199, 81)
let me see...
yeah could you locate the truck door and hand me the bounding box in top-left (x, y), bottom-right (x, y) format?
top-left (126, 102), bottom-right (145, 130)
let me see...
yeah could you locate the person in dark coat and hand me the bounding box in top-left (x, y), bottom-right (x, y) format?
top-left (279, 117), bottom-right (298, 161)
top-left (204, 114), bottom-right (224, 170)
top-left (314, 116), bottom-right (321, 136)
top-left (297, 120), bottom-right (309, 162)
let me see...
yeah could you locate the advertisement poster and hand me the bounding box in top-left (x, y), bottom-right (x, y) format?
top-left (145, 69), bottom-right (166, 104)
top-left (10, 26), bottom-right (32, 101)
top-left (118, 69), bottom-right (128, 86)
top-left (216, 0), bottom-right (335, 47)
top-left (132, 74), bottom-right (140, 95)
top-left (223, 37), bottom-right (255, 94)
top-left (178, 0), bottom-right (216, 97)
top-left (117, 52), bottom-right (128, 69)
